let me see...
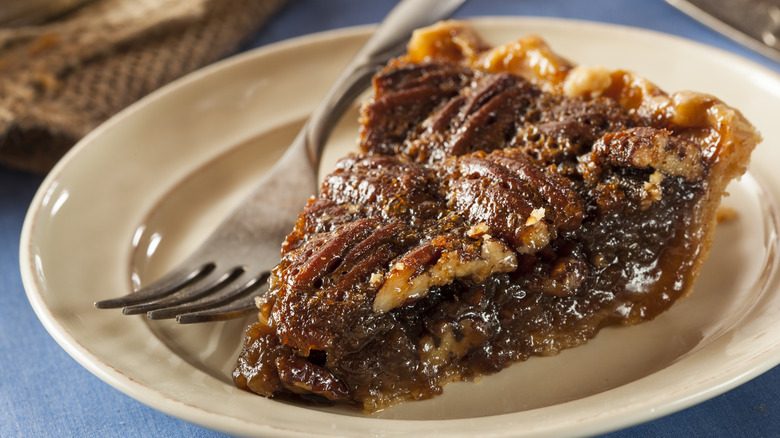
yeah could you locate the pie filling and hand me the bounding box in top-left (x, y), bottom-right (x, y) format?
top-left (233, 21), bottom-right (761, 412)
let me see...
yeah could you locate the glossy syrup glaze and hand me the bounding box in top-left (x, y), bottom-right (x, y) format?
top-left (233, 22), bottom-right (760, 412)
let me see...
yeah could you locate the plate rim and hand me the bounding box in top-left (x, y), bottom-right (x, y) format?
top-left (20, 16), bottom-right (780, 437)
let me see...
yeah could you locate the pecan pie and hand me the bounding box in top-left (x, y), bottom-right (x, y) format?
top-left (233, 21), bottom-right (761, 412)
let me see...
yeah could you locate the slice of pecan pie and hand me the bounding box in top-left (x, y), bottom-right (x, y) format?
top-left (233, 21), bottom-right (761, 412)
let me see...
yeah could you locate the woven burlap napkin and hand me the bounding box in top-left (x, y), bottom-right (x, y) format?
top-left (0, 0), bottom-right (287, 173)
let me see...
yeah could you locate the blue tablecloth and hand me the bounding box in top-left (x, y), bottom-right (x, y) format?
top-left (2, 0), bottom-right (779, 436)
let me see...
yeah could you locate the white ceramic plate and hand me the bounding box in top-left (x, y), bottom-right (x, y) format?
top-left (21, 18), bottom-right (780, 437)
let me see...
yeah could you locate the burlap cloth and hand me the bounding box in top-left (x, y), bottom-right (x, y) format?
top-left (0, 0), bottom-right (288, 174)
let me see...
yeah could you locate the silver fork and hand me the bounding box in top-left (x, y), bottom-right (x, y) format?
top-left (94, 0), bottom-right (467, 323)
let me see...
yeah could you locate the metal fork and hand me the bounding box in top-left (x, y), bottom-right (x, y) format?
top-left (94, 0), bottom-right (467, 323)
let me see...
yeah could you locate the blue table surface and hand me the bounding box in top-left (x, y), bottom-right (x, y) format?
top-left (3, 0), bottom-right (779, 436)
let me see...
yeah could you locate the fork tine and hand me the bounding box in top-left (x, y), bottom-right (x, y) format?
top-left (175, 293), bottom-right (259, 324)
top-left (146, 272), bottom-right (269, 320)
top-left (121, 265), bottom-right (247, 315)
top-left (94, 262), bottom-right (216, 308)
